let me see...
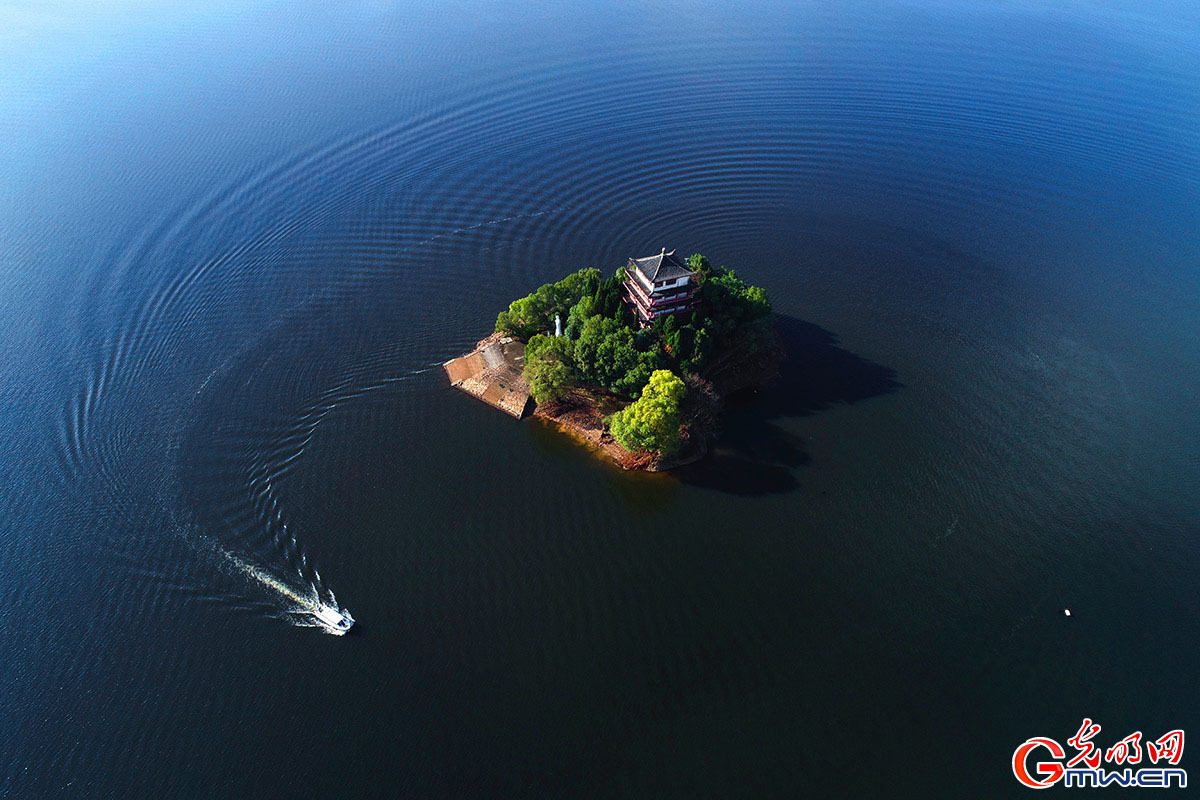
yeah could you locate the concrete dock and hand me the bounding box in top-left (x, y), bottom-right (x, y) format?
top-left (444, 334), bottom-right (531, 418)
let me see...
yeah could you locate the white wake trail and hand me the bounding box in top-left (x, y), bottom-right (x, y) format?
top-left (225, 550), bottom-right (313, 608)
top-left (193, 539), bottom-right (350, 634)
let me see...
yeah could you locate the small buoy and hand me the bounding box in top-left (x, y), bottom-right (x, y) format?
top-left (1064, 609), bottom-right (1071, 616)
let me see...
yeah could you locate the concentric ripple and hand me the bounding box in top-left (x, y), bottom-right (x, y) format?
top-left (3, 2), bottom-right (1197, 797)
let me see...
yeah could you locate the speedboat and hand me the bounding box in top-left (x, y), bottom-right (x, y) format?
top-left (313, 603), bottom-right (354, 635)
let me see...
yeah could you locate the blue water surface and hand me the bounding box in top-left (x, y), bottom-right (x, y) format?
top-left (0, 2), bottom-right (1197, 797)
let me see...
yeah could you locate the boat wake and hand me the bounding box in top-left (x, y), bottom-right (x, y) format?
top-left (213, 543), bottom-right (353, 635)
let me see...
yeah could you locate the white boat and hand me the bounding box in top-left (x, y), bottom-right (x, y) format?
top-left (313, 603), bottom-right (354, 634)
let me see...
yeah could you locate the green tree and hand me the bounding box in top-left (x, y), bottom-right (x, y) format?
top-left (741, 284), bottom-right (771, 320)
top-left (523, 334), bottom-right (575, 405)
top-left (656, 313), bottom-right (679, 338)
top-left (593, 325), bottom-right (640, 392)
top-left (594, 268), bottom-right (627, 319)
top-left (574, 316), bottom-right (624, 384)
top-left (573, 315), bottom-right (660, 397)
top-left (496, 287), bottom-right (554, 338)
top-left (611, 349), bottom-right (660, 397)
top-left (673, 324), bottom-right (697, 361)
top-left (525, 332), bottom-right (572, 362)
top-left (564, 294), bottom-right (598, 339)
top-left (680, 326), bottom-right (709, 373)
top-left (688, 253), bottom-right (712, 280)
top-left (496, 268), bottom-right (603, 339)
top-left (528, 357), bottom-right (573, 405)
top-left (554, 267), bottom-right (601, 308)
top-left (606, 369), bottom-right (686, 454)
top-left (695, 267), bottom-right (772, 339)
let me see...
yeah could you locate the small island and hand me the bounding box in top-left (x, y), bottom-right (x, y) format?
top-left (445, 249), bottom-right (780, 470)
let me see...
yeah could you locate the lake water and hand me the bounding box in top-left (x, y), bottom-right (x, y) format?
top-left (1, 1), bottom-right (1197, 797)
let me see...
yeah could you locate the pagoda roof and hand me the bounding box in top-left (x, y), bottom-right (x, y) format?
top-left (628, 248), bottom-right (695, 283)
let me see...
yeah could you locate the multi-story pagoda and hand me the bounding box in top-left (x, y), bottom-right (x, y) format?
top-left (621, 248), bottom-right (700, 327)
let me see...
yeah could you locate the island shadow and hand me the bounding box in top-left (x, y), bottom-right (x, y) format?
top-left (675, 314), bottom-right (902, 496)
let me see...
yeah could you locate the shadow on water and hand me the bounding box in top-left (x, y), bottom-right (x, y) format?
top-left (676, 314), bottom-right (903, 495)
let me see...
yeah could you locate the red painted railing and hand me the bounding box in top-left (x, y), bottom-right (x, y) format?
top-left (622, 277), bottom-right (697, 308)
top-left (622, 281), bottom-right (698, 325)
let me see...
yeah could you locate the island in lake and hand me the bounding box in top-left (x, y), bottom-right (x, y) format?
top-left (445, 249), bottom-right (780, 470)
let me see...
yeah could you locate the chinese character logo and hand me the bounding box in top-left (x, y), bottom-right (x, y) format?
top-left (1013, 721), bottom-right (1186, 789)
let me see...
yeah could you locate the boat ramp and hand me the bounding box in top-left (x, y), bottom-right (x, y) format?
top-left (443, 333), bottom-right (531, 418)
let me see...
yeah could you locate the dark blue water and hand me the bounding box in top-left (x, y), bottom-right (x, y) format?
top-left (2, 2), bottom-right (1197, 797)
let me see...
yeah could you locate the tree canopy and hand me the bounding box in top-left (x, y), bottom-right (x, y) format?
top-left (524, 333), bottom-right (576, 405)
top-left (698, 267), bottom-right (771, 338)
top-left (522, 314), bottom-right (663, 401)
top-left (606, 370), bottom-right (686, 454)
top-left (574, 317), bottom-right (631, 386)
top-left (496, 267), bottom-right (601, 339)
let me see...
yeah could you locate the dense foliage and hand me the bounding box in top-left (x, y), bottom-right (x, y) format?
top-left (501, 256), bottom-right (771, 452)
top-left (522, 309), bottom-right (662, 403)
top-left (573, 316), bottom-right (660, 397)
top-left (495, 268), bottom-right (601, 339)
top-left (523, 333), bottom-right (575, 405)
top-left (606, 370), bottom-right (686, 454)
